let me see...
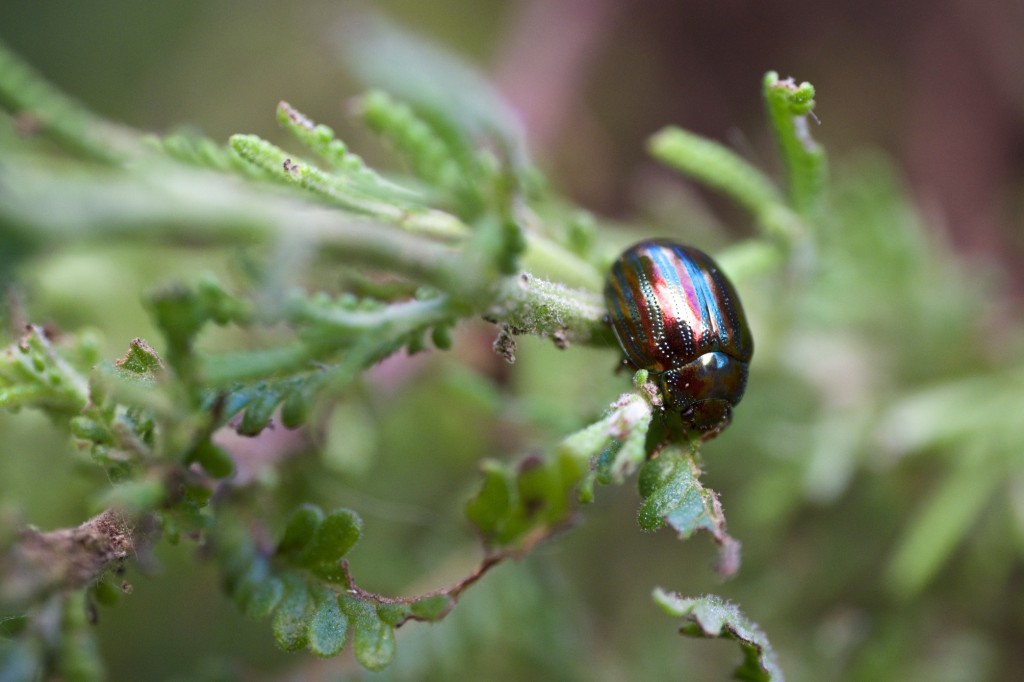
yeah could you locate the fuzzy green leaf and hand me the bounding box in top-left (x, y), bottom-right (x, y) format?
top-left (361, 594), bottom-right (453, 627)
top-left (0, 614), bottom-right (29, 638)
top-left (340, 595), bottom-right (397, 671)
top-left (57, 592), bottom-right (106, 682)
top-left (146, 286), bottom-right (208, 371)
top-left (0, 325), bottom-right (90, 413)
top-left (556, 392), bottom-right (653, 494)
top-left (358, 89), bottom-right (464, 191)
top-left (556, 417), bottom-right (616, 464)
top-left (577, 439), bottom-right (618, 503)
top-left (92, 579), bottom-right (121, 607)
top-left (144, 280), bottom-right (249, 377)
top-left (608, 430), bottom-right (648, 483)
top-left (638, 448), bottom-right (739, 577)
top-left (242, 573), bottom-right (284, 621)
top-left (374, 602), bottom-right (413, 627)
top-left (98, 479), bottom-right (166, 514)
top-left (113, 337), bottom-right (163, 380)
top-left (272, 574), bottom-right (314, 651)
top-left (275, 100), bottom-right (451, 224)
top-left (277, 504), bottom-right (324, 556)
top-left (231, 557), bottom-right (267, 600)
top-left (409, 594), bottom-right (454, 621)
top-left (307, 586), bottom-right (348, 657)
top-left (277, 101), bottom-right (385, 184)
top-left (229, 134), bottom-right (467, 239)
top-left (430, 323), bottom-right (453, 350)
top-left (467, 396), bottom-right (658, 550)
top-left (280, 385), bottom-right (313, 429)
top-left (188, 439), bottom-right (235, 479)
top-left (223, 544), bottom-right (283, 620)
top-left (339, 18), bottom-right (525, 160)
top-left (154, 130), bottom-right (265, 176)
top-left (465, 450), bottom-right (583, 550)
top-left (637, 453), bottom-right (703, 532)
top-left (515, 456), bottom-right (569, 526)
top-left (654, 590), bottom-right (783, 682)
top-left (238, 388), bottom-right (280, 436)
top-left (68, 416), bottom-right (111, 444)
top-left (296, 509), bottom-right (362, 568)
top-left (465, 462), bottom-right (512, 537)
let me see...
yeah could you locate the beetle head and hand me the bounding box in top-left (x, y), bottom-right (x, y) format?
top-left (661, 352), bottom-right (748, 438)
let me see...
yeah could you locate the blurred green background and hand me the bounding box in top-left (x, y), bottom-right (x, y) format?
top-left (2, 1), bottom-right (1024, 680)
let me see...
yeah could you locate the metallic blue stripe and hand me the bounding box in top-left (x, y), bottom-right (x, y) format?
top-left (675, 247), bottom-right (728, 345)
top-left (610, 265), bottom-right (650, 365)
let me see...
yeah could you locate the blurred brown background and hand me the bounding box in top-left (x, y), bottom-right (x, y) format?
top-left (497, 0), bottom-right (1024, 295)
top-left (2, 0), bottom-right (1022, 291)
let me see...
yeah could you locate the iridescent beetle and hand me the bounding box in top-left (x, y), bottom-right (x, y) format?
top-left (604, 239), bottom-right (753, 438)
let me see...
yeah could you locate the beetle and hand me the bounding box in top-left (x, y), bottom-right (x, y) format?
top-left (603, 239), bottom-right (753, 438)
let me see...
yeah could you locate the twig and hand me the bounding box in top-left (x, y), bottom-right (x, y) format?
top-left (0, 509), bottom-right (133, 611)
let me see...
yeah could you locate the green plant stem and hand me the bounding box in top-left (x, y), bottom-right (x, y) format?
top-left (0, 325), bottom-right (90, 413)
top-left (230, 134), bottom-right (469, 240)
top-left (0, 40), bottom-right (132, 163)
top-left (0, 160), bottom-right (613, 349)
top-left (198, 275), bottom-right (610, 387)
top-left (713, 240), bottom-right (787, 283)
top-left (0, 157), bottom-right (465, 283)
top-left (763, 71), bottom-right (826, 216)
top-left (885, 442), bottom-right (1004, 598)
top-left (486, 273), bottom-right (610, 346)
top-left (197, 297), bottom-right (458, 386)
top-left (648, 126), bottom-right (802, 242)
top-left (520, 234), bottom-right (603, 291)
top-left (290, 295), bottom-right (454, 333)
